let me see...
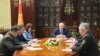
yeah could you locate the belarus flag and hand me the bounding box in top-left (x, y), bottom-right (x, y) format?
top-left (17, 0), bottom-right (24, 25)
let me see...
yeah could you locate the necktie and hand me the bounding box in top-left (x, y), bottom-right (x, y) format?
top-left (60, 29), bottom-right (63, 34)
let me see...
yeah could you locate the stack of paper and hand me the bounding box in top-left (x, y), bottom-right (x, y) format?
top-left (62, 48), bottom-right (72, 52)
top-left (24, 47), bottom-right (43, 50)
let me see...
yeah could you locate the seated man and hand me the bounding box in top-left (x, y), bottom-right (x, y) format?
top-left (71, 23), bottom-right (99, 56)
top-left (75, 36), bottom-right (83, 47)
top-left (0, 26), bottom-right (27, 56)
top-left (52, 22), bottom-right (71, 38)
top-left (15, 25), bottom-right (26, 44)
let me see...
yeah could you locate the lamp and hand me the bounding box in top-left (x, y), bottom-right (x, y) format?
top-left (64, 0), bottom-right (75, 15)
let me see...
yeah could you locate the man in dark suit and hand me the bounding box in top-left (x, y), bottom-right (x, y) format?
top-left (0, 26), bottom-right (27, 56)
top-left (14, 25), bottom-right (27, 44)
top-left (52, 22), bottom-right (71, 38)
top-left (71, 23), bottom-right (99, 56)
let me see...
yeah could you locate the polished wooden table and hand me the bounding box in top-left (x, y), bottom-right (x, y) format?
top-left (14, 38), bottom-right (76, 56)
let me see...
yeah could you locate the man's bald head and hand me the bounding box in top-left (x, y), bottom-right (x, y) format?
top-left (59, 22), bottom-right (65, 29)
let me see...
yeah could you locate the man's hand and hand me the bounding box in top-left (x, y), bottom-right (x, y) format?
top-left (22, 44), bottom-right (30, 48)
top-left (57, 34), bottom-right (65, 38)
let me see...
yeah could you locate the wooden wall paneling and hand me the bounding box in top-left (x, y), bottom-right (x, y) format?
top-left (25, 0), bottom-right (35, 37)
top-left (30, 0), bottom-right (35, 30)
top-left (30, 0), bottom-right (35, 37)
top-left (11, 0), bottom-right (19, 26)
top-left (11, 0), bottom-right (35, 37)
top-left (73, 0), bottom-right (78, 25)
top-left (22, 0), bottom-right (35, 25)
top-left (44, 28), bottom-right (47, 37)
top-left (49, 28), bottom-right (56, 37)
top-left (11, 0), bottom-right (35, 26)
top-left (21, 0), bottom-right (28, 25)
top-left (35, 28), bottom-right (44, 38)
top-left (92, 27), bottom-right (100, 41)
top-left (35, 27), bottom-right (56, 38)
top-left (63, 0), bottom-right (78, 26)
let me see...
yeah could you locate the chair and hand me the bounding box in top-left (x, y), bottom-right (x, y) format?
top-left (0, 34), bottom-right (3, 42)
top-left (98, 40), bottom-right (100, 56)
top-left (98, 40), bottom-right (100, 48)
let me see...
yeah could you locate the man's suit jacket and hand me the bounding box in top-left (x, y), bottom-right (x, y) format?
top-left (76, 31), bottom-right (99, 56)
top-left (52, 28), bottom-right (71, 37)
top-left (15, 34), bottom-right (27, 43)
top-left (0, 32), bottom-right (23, 56)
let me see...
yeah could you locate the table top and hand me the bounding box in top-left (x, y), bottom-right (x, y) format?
top-left (14, 37), bottom-right (76, 56)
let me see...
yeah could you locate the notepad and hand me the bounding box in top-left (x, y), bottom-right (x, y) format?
top-left (31, 44), bottom-right (40, 46)
top-left (24, 47), bottom-right (43, 50)
top-left (62, 48), bottom-right (72, 52)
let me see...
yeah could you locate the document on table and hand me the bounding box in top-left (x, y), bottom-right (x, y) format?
top-left (24, 47), bottom-right (43, 50)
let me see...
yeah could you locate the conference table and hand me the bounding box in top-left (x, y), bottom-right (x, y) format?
top-left (14, 37), bottom-right (77, 56)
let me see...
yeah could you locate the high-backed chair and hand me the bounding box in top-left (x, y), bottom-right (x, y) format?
top-left (0, 34), bottom-right (3, 42)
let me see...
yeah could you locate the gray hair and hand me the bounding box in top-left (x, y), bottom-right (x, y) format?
top-left (79, 23), bottom-right (90, 30)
